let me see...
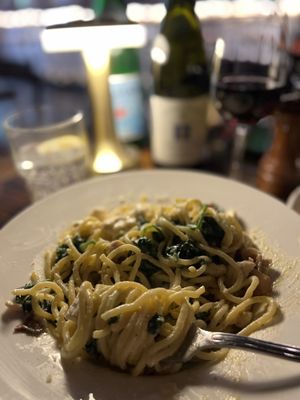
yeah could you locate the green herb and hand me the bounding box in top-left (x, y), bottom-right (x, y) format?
top-left (196, 205), bottom-right (208, 229)
top-left (108, 316), bottom-right (119, 324)
top-left (195, 311), bottom-right (210, 321)
top-left (79, 240), bottom-right (96, 253)
top-left (200, 216), bottom-right (225, 247)
top-left (139, 260), bottom-right (159, 280)
top-left (147, 314), bottom-right (165, 335)
top-left (85, 339), bottom-right (98, 356)
top-left (55, 243), bottom-right (69, 262)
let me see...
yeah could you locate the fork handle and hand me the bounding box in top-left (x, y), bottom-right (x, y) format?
top-left (210, 332), bottom-right (300, 362)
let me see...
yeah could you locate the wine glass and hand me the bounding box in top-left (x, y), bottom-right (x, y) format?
top-left (211, 16), bottom-right (288, 179)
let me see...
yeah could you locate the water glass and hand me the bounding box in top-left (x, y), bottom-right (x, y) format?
top-left (4, 106), bottom-right (91, 201)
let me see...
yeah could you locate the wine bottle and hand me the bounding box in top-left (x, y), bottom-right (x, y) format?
top-left (92, 0), bottom-right (146, 147)
top-left (150, 0), bottom-right (209, 167)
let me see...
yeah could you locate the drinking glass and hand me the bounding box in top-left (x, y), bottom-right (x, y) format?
top-left (4, 106), bottom-right (91, 201)
top-left (211, 16), bottom-right (288, 179)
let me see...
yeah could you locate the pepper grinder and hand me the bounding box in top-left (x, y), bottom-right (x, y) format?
top-left (256, 97), bottom-right (300, 200)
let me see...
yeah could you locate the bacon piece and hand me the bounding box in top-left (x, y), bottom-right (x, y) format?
top-left (14, 315), bottom-right (44, 336)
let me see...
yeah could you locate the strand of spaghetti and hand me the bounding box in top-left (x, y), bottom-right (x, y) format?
top-left (134, 300), bottom-right (194, 375)
top-left (172, 268), bottom-right (182, 289)
top-left (61, 281), bottom-right (94, 358)
top-left (51, 256), bottom-right (71, 278)
top-left (128, 252), bottom-right (142, 282)
top-left (44, 251), bottom-right (53, 279)
top-left (224, 296), bottom-right (276, 334)
top-left (239, 298), bottom-right (277, 336)
top-left (53, 272), bottom-right (69, 298)
top-left (141, 254), bottom-right (175, 282)
top-left (101, 287), bottom-right (175, 321)
top-left (157, 216), bottom-right (189, 241)
top-left (110, 311), bottom-right (140, 369)
top-left (181, 264), bottom-right (207, 279)
top-left (218, 275), bottom-right (260, 304)
top-left (107, 243), bottom-right (141, 260)
top-left (65, 236), bottom-right (82, 260)
top-left (13, 281), bottom-right (64, 301)
top-left (199, 243), bottom-right (244, 293)
top-left (99, 254), bottom-right (121, 282)
top-left (68, 277), bottom-right (76, 305)
top-left (31, 293), bottom-right (55, 320)
top-left (169, 286), bottom-right (205, 303)
top-left (208, 303), bottom-right (230, 331)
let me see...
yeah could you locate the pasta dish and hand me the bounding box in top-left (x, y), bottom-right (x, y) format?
top-left (10, 198), bottom-right (278, 375)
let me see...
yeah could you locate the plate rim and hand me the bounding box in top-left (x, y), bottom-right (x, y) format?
top-left (2, 169), bottom-right (299, 233)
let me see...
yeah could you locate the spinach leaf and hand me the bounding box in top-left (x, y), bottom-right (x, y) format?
top-left (15, 295), bottom-right (32, 313)
top-left (85, 339), bottom-right (98, 356)
top-left (72, 235), bottom-right (86, 252)
top-left (55, 243), bottom-right (69, 262)
top-left (134, 237), bottom-right (156, 257)
top-left (15, 283), bottom-right (51, 314)
top-left (15, 282), bottom-right (34, 313)
top-left (211, 255), bottom-right (222, 264)
top-left (58, 235), bottom-right (96, 257)
top-left (166, 240), bottom-right (203, 259)
top-left (142, 225), bottom-right (165, 243)
top-left (147, 314), bottom-right (165, 335)
top-left (200, 216), bottom-right (224, 247)
top-left (40, 299), bottom-right (52, 313)
top-left (195, 311), bottom-right (210, 322)
top-left (139, 260), bottom-right (159, 280)
top-left (108, 316), bottom-right (119, 324)
top-left (151, 228), bottom-right (165, 243)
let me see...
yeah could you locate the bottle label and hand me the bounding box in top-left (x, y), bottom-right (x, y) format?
top-left (150, 95), bottom-right (208, 166)
top-left (109, 73), bottom-right (145, 143)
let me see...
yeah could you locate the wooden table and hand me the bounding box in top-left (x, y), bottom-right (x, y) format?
top-left (0, 150), bottom-right (31, 228)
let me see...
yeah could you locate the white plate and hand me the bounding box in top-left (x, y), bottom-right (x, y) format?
top-left (287, 186), bottom-right (300, 214)
top-left (1, 170), bottom-right (300, 400)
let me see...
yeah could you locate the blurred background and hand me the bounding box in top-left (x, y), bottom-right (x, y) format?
top-left (0, 0), bottom-right (299, 150)
top-left (0, 0), bottom-right (300, 224)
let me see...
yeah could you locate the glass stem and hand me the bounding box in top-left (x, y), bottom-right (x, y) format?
top-left (229, 123), bottom-right (249, 179)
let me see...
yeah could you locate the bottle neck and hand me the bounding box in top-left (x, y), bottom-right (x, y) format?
top-left (165, 0), bottom-right (196, 11)
top-left (92, 0), bottom-right (127, 22)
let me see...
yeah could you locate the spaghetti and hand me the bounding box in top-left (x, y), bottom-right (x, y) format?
top-left (11, 198), bottom-right (278, 375)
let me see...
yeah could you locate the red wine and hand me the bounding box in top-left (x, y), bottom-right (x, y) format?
top-left (215, 75), bottom-right (284, 124)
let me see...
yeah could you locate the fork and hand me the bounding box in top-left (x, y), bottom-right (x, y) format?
top-left (164, 325), bottom-right (300, 366)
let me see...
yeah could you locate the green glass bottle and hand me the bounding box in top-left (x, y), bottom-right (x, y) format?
top-left (92, 0), bottom-right (146, 147)
top-left (150, 0), bottom-right (209, 167)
